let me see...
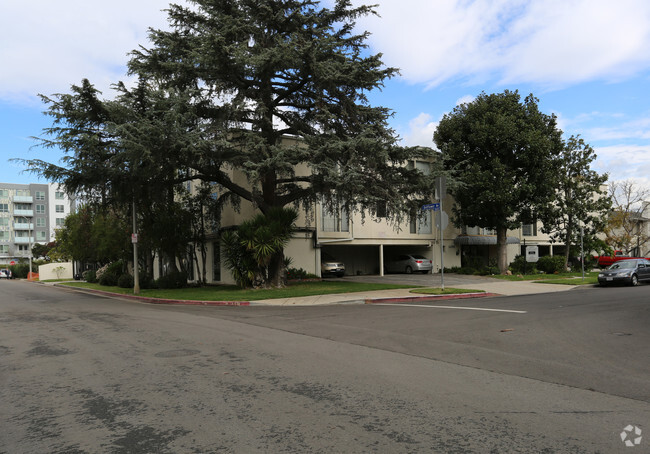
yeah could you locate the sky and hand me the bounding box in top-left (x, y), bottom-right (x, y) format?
top-left (2, 0), bottom-right (650, 191)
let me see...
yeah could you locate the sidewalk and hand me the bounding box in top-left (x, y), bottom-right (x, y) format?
top-left (250, 279), bottom-right (582, 306)
top-left (46, 277), bottom-right (584, 307)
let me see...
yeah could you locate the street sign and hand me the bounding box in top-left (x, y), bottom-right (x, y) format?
top-left (131, 233), bottom-right (138, 244)
top-left (422, 203), bottom-right (440, 211)
top-left (526, 246), bottom-right (539, 263)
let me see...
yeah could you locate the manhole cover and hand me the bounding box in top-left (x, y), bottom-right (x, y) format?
top-left (154, 349), bottom-right (200, 358)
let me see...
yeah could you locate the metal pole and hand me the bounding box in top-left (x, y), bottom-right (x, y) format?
top-left (132, 199), bottom-right (140, 294)
top-left (581, 226), bottom-right (584, 282)
top-left (439, 181), bottom-right (445, 291)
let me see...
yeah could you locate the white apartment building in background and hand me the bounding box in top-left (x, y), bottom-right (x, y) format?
top-left (0, 183), bottom-right (75, 265)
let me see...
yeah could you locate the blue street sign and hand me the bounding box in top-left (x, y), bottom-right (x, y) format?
top-left (422, 203), bottom-right (440, 211)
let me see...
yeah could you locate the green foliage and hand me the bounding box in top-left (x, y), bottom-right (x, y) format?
top-left (536, 255), bottom-right (566, 274)
top-left (97, 261), bottom-right (124, 286)
top-left (117, 273), bottom-right (134, 289)
top-left (509, 255), bottom-right (538, 275)
top-left (537, 135), bottom-right (611, 270)
top-left (8, 263), bottom-right (29, 279)
top-left (156, 271), bottom-right (188, 289)
top-left (222, 208), bottom-right (298, 288)
top-left (286, 267), bottom-right (318, 280)
top-left (435, 90), bottom-right (564, 272)
top-left (83, 270), bottom-right (97, 283)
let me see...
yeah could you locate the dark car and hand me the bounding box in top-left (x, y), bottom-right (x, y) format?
top-left (598, 258), bottom-right (650, 286)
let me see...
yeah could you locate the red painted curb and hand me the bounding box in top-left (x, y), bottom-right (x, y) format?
top-left (365, 292), bottom-right (499, 304)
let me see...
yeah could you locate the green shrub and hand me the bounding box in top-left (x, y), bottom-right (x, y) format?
top-left (117, 273), bottom-right (134, 288)
top-left (99, 271), bottom-right (119, 286)
top-left (9, 263), bottom-right (29, 279)
top-left (83, 270), bottom-right (97, 283)
top-left (156, 271), bottom-right (188, 289)
top-left (286, 267), bottom-right (318, 280)
top-left (509, 255), bottom-right (537, 274)
top-left (536, 255), bottom-right (566, 274)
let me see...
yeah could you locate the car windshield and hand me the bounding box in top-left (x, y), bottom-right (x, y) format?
top-left (609, 260), bottom-right (636, 270)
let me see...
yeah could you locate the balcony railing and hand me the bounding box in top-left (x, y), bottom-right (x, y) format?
top-left (13, 223), bottom-right (34, 230)
top-left (13, 210), bottom-right (34, 217)
top-left (14, 237), bottom-right (35, 244)
top-left (13, 196), bottom-right (33, 203)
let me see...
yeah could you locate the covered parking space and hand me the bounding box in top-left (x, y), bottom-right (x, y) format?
top-left (319, 242), bottom-right (434, 277)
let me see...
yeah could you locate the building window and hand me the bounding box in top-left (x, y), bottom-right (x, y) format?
top-left (322, 203), bottom-right (349, 232)
top-left (36, 205), bottom-right (45, 214)
top-left (15, 231), bottom-right (30, 238)
top-left (0, 217), bottom-right (8, 227)
top-left (0, 204), bottom-right (7, 213)
top-left (0, 245), bottom-right (8, 253)
top-left (35, 191), bottom-right (45, 200)
top-left (37, 231), bottom-right (46, 241)
top-left (55, 218), bottom-right (64, 227)
top-left (55, 191), bottom-right (65, 200)
top-left (0, 189), bottom-right (8, 198)
top-left (37, 218), bottom-right (46, 227)
top-left (522, 223), bottom-right (537, 236)
top-left (16, 189), bottom-right (30, 197)
top-left (410, 210), bottom-right (432, 234)
top-left (0, 231), bottom-right (9, 240)
top-left (55, 205), bottom-right (65, 213)
top-left (376, 201), bottom-right (387, 218)
top-left (18, 244), bottom-right (29, 251)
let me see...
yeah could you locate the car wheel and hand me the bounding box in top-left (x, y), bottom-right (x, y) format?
top-left (405, 266), bottom-right (413, 274)
top-left (631, 274), bottom-right (639, 286)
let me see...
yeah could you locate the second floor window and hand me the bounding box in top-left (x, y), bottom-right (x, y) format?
top-left (55, 191), bottom-right (65, 200)
top-left (0, 204), bottom-right (8, 213)
top-left (36, 205), bottom-right (45, 214)
top-left (522, 223), bottom-right (537, 236)
top-left (55, 205), bottom-right (64, 213)
top-left (35, 191), bottom-right (45, 200)
top-left (322, 203), bottom-right (349, 232)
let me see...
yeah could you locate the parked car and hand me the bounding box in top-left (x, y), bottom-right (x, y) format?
top-left (598, 259), bottom-right (650, 286)
top-left (594, 250), bottom-right (647, 268)
top-left (0, 269), bottom-right (11, 279)
top-left (321, 252), bottom-right (345, 277)
top-left (386, 254), bottom-right (433, 274)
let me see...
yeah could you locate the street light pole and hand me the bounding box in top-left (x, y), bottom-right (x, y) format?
top-left (132, 199), bottom-right (140, 294)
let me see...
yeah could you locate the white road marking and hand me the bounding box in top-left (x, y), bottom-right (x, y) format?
top-left (373, 304), bottom-right (527, 313)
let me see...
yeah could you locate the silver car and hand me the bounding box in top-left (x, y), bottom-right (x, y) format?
top-left (386, 254), bottom-right (433, 274)
top-left (321, 252), bottom-right (345, 277)
top-left (598, 259), bottom-right (650, 286)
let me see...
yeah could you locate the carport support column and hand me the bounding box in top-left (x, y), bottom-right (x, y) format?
top-left (379, 244), bottom-right (384, 276)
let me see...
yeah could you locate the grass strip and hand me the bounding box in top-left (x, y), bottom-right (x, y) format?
top-left (409, 287), bottom-right (485, 295)
top-left (61, 280), bottom-right (417, 301)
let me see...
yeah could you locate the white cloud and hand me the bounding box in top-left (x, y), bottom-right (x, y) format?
top-left (401, 113), bottom-right (438, 147)
top-left (355, 0), bottom-right (650, 88)
top-left (0, 1), bottom-right (182, 103)
top-left (455, 95), bottom-right (475, 107)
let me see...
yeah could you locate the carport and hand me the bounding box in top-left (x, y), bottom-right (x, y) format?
top-left (454, 234), bottom-right (520, 268)
top-left (319, 243), bottom-right (433, 276)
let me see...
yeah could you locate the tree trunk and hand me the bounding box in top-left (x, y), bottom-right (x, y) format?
top-left (497, 226), bottom-right (509, 274)
top-left (564, 216), bottom-right (573, 272)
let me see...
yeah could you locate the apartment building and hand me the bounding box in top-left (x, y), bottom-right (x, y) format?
top-left (184, 154), bottom-right (563, 285)
top-left (0, 183), bottom-right (74, 265)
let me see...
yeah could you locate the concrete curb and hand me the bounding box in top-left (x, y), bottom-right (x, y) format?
top-left (364, 292), bottom-right (500, 304)
top-left (53, 284), bottom-right (250, 306)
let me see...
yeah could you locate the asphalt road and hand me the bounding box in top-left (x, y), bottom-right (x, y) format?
top-left (1, 279), bottom-right (648, 453)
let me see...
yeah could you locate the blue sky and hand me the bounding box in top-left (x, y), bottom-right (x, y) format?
top-left (2, 0), bottom-right (650, 190)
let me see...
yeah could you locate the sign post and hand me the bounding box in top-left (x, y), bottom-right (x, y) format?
top-left (436, 176), bottom-right (447, 290)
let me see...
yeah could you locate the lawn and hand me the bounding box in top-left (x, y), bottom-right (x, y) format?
top-left (409, 287), bottom-right (485, 295)
top-left (61, 280), bottom-right (418, 301)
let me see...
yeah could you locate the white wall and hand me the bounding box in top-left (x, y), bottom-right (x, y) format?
top-left (38, 262), bottom-right (73, 280)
